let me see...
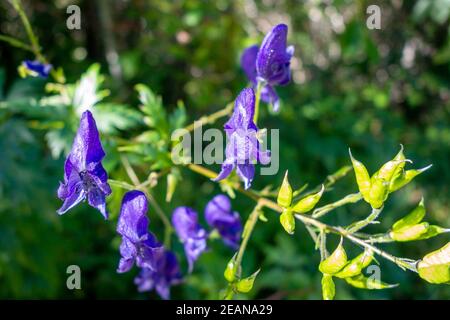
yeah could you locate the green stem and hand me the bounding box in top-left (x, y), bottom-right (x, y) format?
top-left (346, 206), bottom-right (383, 234)
top-left (253, 81), bottom-right (263, 125)
top-left (312, 193), bottom-right (362, 218)
top-left (184, 103), bottom-right (234, 132)
top-left (0, 34), bottom-right (33, 51)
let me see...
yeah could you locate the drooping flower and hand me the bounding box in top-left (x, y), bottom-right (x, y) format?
top-left (21, 60), bottom-right (52, 78)
top-left (134, 250), bottom-right (182, 300)
top-left (57, 110), bottom-right (112, 218)
top-left (116, 190), bottom-right (164, 273)
top-left (240, 23), bottom-right (294, 112)
top-left (172, 207), bottom-right (208, 272)
top-left (205, 194), bottom-right (242, 249)
top-left (213, 88), bottom-right (270, 189)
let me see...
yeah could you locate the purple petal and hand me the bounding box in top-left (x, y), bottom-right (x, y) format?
top-left (68, 110), bottom-right (106, 173)
top-left (23, 60), bottom-right (52, 78)
top-left (205, 194), bottom-right (232, 226)
top-left (117, 190), bottom-right (149, 241)
top-left (256, 24), bottom-right (292, 86)
top-left (87, 188), bottom-right (108, 219)
top-left (213, 162), bottom-right (234, 182)
top-left (236, 164), bottom-right (255, 190)
top-left (224, 88), bottom-right (256, 131)
top-left (260, 85), bottom-right (280, 112)
top-left (240, 45), bottom-right (259, 84)
top-left (57, 188), bottom-right (86, 215)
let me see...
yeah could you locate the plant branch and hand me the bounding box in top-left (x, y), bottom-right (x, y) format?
top-left (184, 103), bottom-right (234, 132)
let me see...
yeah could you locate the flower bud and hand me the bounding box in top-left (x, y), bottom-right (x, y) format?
top-left (321, 274), bottom-right (335, 300)
top-left (389, 165), bottom-right (432, 192)
top-left (279, 208), bottom-right (295, 234)
top-left (166, 170), bottom-right (179, 202)
top-left (292, 185), bottom-right (325, 214)
top-left (335, 249), bottom-right (374, 278)
top-left (390, 222), bottom-right (430, 242)
top-left (319, 239), bottom-right (348, 274)
top-left (236, 269), bottom-right (260, 293)
top-left (418, 242), bottom-right (450, 284)
top-left (368, 176), bottom-right (389, 209)
top-left (392, 198), bottom-right (425, 231)
top-left (349, 149), bottom-right (371, 202)
top-left (345, 274), bottom-right (398, 289)
top-left (277, 171), bottom-right (293, 208)
top-left (224, 254), bottom-right (238, 283)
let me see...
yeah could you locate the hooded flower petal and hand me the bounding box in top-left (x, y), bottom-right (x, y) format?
top-left (116, 191), bottom-right (163, 273)
top-left (260, 84), bottom-right (280, 112)
top-left (172, 207), bottom-right (208, 272)
top-left (240, 45), bottom-right (259, 84)
top-left (205, 194), bottom-right (242, 249)
top-left (224, 88), bottom-right (257, 132)
top-left (256, 24), bottom-right (293, 86)
top-left (57, 110), bottom-right (111, 217)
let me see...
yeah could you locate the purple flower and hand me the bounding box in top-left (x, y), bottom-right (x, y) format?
top-left (134, 250), bottom-right (182, 300)
top-left (116, 190), bottom-right (164, 273)
top-left (172, 207), bottom-right (208, 272)
top-left (241, 24), bottom-right (294, 112)
top-left (22, 60), bottom-right (52, 78)
top-left (213, 88), bottom-right (270, 189)
top-left (57, 110), bottom-right (112, 218)
top-left (205, 194), bottom-right (242, 249)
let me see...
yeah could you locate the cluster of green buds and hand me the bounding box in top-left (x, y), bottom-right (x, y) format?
top-left (319, 239), bottom-right (396, 300)
top-left (389, 198), bottom-right (449, 242)
top-left (223, 253), bottom-right (261, 297)
top-left (277, 171), bottom-right (324, 234)
top-left (349, 145), bottom-right (432, 209)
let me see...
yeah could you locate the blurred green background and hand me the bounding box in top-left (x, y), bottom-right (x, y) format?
top-left (0, 0), bottom-right (449, 299)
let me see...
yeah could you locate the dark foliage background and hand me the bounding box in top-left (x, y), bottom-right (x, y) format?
top-left (0, 0), bottom-right (448, 299)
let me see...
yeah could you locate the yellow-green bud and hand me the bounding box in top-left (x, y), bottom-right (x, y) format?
top-left (319, 239), bottom-right (348, 274)
top-left (277, 171), bottom-right (293, 208)
top-left (390, 222), bottom-right (430, 242)
top-left (418, 242), bottom-right (450, 284)
top-left (321, 274), bottom-right (335, 300)
top-left (368, 176), bottom-right (389, 209)
top-left (392, 198), bottom-right (426, 231)
top-left (345, 274), bottom-right (398, 289)
top-left (389, 165), bottom-right (432, 192)
top-left (335, 249), bottom-right (374, 278)
top-left (224, 254), bottom-right (238, 283)
top-left (279, 208), bottom-right (295, 234)
top-left (236, 269), bottom-right (260, 293)
top-left (349, 149), bottom-right (371, 202)
top-left (292, 184), bottom-right (325, 214)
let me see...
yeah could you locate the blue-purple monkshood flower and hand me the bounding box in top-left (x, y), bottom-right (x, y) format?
top-left (213, 88), bottom-right (270, 190)
top-left (241, 23), bottom-right (294, 112)
top-left (116, 190), bottom-right (164, 273)
top-left (205, 194), bottom-right (242, 249)
top-left (22, 60), bottom-right (52, 78)
top-left (172, 206), bottom-right (208, 272)
top-left (57, 110), bottom-right (112, 218)
top-left (134, 250), bottom-right (182, 300)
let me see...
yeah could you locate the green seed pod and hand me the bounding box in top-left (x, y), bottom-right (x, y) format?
top-left (224, 254), bottom-right (238, 283)
top-left (319, 239), bottom-right (348, 274)
top-left (390, 222), bottom-right (430, 242)
top-left (345, 274), bottom-right (398, 289)
top-left (236, 269), bottom-right (260, 293)
top-left (349, 149), bottom-right (371, 202)
top-left (321, 274), bottom-right (335, 300)
top-left (368, 176), bottom-right (389, 209)
top-left (334, 249), bottom-right (374, 278)
top-left (392, 198), bottom-right (426, 231)
top-left (279, 208), bottom-right (295, 234)
top-left (277, 171), bottom-right (293, 208)
top-left (418, 242), bottom-right (450, 284)
top-left (389, 165), bottom-right (432, 192)
top-left (416, 225), bottom-right (449, 241)
top-left (165, 171), bottom-right (179, 202)
top-left (292, 184), bottom-right (325, 214)
top-left (391, 145), bottom-right (406, 181)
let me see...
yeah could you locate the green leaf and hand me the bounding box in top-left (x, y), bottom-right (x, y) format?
top-left (349, 149), bottom-right (371, 202)
top-left (345, 274), bottom-right (398, 289)
top-left (393, 198), bottom-right (426, 231)
top-left (277, 171), bottom-right (293, 208)
top-left (169, 100), bottom-right (187, 131)
top-left (93, 103), bottom-right (143, 134)
top-left (418, 242), bottom-right (450, 284)
top-left (321, 274), bottom-right (335, 300)
top-left (135, 84), bottom-right (168, 135)
top-left (236, 269), bottom-right (260, 293)
top-left (319, 239), bottom-right (348, 274)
